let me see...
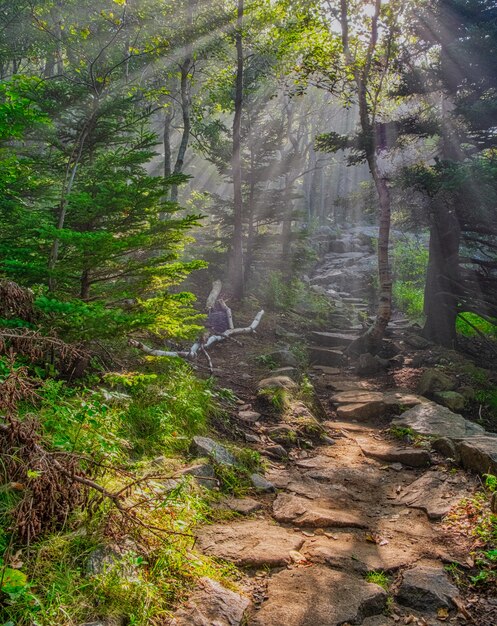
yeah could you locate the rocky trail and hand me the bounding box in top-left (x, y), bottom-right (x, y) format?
top-left (169, 231), bottom-right (497, 626)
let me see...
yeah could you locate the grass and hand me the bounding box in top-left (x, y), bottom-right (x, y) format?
top-left (365, 570), bottom-right (390, 590)
top-left (0, 358), bottom-right (244, 625)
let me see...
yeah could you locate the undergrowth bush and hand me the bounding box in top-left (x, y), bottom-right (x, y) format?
top-left (392, 238), bottom-right (428, 321)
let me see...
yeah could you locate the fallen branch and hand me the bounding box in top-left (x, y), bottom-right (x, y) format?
top-left (129, 308), bottom-right (264, 367)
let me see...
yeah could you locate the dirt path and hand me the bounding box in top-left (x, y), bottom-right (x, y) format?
top-left (172, 232), bottom-right (496, 626)
top-left (196, 367), bottom-right (478, 625)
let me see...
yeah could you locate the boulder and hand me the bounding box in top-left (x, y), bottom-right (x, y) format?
top-left (433, 391), bottom-right (466, 412)
top-left (432, 437), bottom-right (461, 463)
top-left (417, 369), bottom-right (457, 396)
top-left (391, 402), bottom-right (484, 439)
top-left (396, 565), bottom-right (458, 611)
top-left (398, 471), bottom-right (467, 520)
top-left (272, 366), bottom-right (299, 380)
top-left (250, 473), bottom-right (275, 492)
top-left (180, 463), bottom-right (218, 489)
top-left (257, 376), bottom-right (297, 391)
top-left (251, 566), bottom-right (387, 626)
top-left (457, 435), bottom-right (497, 475)
top-left (237, 410), bottom-right (261, 423)
top-left (356, 353), bottom-right (388, 376)
top-left (169, 577), bottom-right (249, 626)
top-left (267, 349), bottom-right (299, 368)
top-left (192, 437), bottom-right (237, 466)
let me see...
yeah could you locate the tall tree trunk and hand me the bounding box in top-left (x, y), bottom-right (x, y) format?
top-left (170, 1), bottom-right (195, 203)
top-left (341, 0), bottom-right (393, 354)
top-left (423, 199), bottom-right (460, 347)
top-left (229, 0), bottom-right (245, 299)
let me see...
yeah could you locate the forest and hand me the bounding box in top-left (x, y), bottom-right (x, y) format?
top-left (1, 0), bottom-right (497, 625)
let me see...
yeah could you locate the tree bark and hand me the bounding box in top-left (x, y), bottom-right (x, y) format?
top-left (423, 198), bottom-right (460, 347)
top-left (341, 0), bottom-right (393, 354)
top-left (229, 0), bottom-right (245, 299)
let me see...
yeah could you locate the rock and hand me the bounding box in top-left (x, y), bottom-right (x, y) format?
top-left (238, 410), bottom-right (261, 423)
top-left (312, 366), bottom-right (341, 375)
top-left (272, 493), bottom-right (366, 528)
top-left (308, 347), bottom-right (346, 367)
top-left (196, 520), bottom-right (305, 567)
top-left (433, 391), bottom-right (466, 412)
top-left (310, 331), bottom-right (359, 347)
top-left (492, 492), bottom-right (497, 514)
top-left (266, 424), bottom-right (297, 445)
top-left (180, 463), bottom-right (218, 489)
top-left (193, 436), bottom-right (237, 466)
top-left (86, 546), bottom-right (121, 576)
top-left (267, 349), bottom-right (299, 368)
top-left (459, 385), bottom-right (476, 401)
top-left (356, 352), bottom-right (388, 376)
top-left (404, 334), bottom-right (431, 349)
top-left (417, 369), bottom-right (457, 396)
top-left (250, 473), bottom-right (275, 492)
top-left (337, 402), bottom-right (385, 421)
top-left (432, 437), bottom-right (461, 463)
top-left (457, 435), bottom-right (497, 475)
top-left (398, 472), bottom-right (466, 520)
top-left (361, 617), bottom-right (397, 626)
top-left (250, 566), bottom-right (387, 626)
top-left (331, 390), bottom-right (384, 405)
top-left (272, 366), bottom-right (299, 380)
top-left (169, 577), bottom-right (249, 626)
top-left (221, 497), bottom-right (262, 515)
top-left (245, 433), bottom-right (261, 444)
top-left (396, 565), bottom-right (458, 611)
top-left (264, 444), bottom-right (288, 459)
top-left (257, 376), bottom-right (297, 391)
top-left (356, 440), bottom-right (431, 468)
top-left (392, 402), bottom-right (485, 439)
top-left (303, 533), bottom-right (418, 574)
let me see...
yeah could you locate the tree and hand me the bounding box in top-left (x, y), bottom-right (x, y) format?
top-left (399, 0), bottom-right (497, 345)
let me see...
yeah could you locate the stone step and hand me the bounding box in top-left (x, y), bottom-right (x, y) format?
top-left (310, 331), bottom-right (359, 347)
top-left (308, 346), bottom-right (347, 367)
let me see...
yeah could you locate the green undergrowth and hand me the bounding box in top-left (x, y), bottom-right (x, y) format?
top-left (444, 474), bottom-right (497, 590)
top-left (0, 359), bottom-right (247, 625)
top-left (365, 570), bottom-right (390, 590)
top-left (259, 271), bottom-right (334, 327)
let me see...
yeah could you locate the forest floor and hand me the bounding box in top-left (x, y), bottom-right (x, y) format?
top-left (169, 236), bottom-right (497, 626)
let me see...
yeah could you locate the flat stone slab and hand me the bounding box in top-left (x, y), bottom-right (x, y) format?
top-left (310, 331), bottom-right (359, 347)
top-left (250, 566), bottom-right (387, 626)
top-left (308, 347), bottom-right (346, 367)
top-left (169, 577), bottom-right (249, 625)
top-left (356, 438), bottom-right (431, 468)
top-left (303, 533), bottom-right (419, 573)
top-left (331, 391), bottom-right (385, 405)
top-left (397, 471), bottom-right (467, 520)
top-left (337, 402), bottom-right (386, 420)
top-left (196, 520), bottom-right (304, 567)
top-left (392, 403), bottom-right (485, 439)
top-left (396, 565), bottom-right (458, 611)
top-left (457, 435), bottom-right (497, 475)
top-left (272, 493), bottom-right (367, 529)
